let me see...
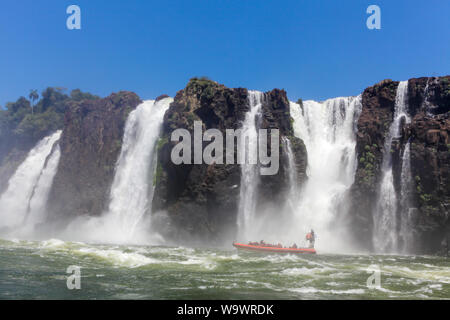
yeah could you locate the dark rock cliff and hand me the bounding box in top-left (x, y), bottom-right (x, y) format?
top-left (152, 78), bottom-right (307, 245)
top-left (406, 76), bottom-right (450, 254)
top-left (259, 90), bottom-right (308, 209)
top-left (47, 92), bottom-right (141, 221)
top-left (349, 79), bottom-right (399, 250)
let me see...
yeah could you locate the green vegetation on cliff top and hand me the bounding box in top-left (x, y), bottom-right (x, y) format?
top-left (0, 87), bottom-right (99, 142)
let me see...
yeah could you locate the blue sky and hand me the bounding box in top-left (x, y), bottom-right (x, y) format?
top-left (0, 0), bottom-right (449, 106)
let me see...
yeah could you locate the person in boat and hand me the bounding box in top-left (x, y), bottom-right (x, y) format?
top-left (260, 240), bottom-right (266, 246)
top-left (291, 243), bottom-right (297, 249)
top-left (306, 229), bottom-right (315, 248)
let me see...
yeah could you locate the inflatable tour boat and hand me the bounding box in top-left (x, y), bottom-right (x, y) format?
top-left (233, 242), bottom-right (317, 254)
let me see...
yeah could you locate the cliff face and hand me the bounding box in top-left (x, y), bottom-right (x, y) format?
top-left (47, 92), bottom-right (141, 221)
top-left (349, 79), bottom-right (399, 250)
top-left (406, 77), bottom-right (450, 254)
top-left (0, 148), bottom-right (30, 194)
top-left (152, 78), bottom-right (307, 244)
top-left (259, 90), bottom-right (308, 208)
top-left (349, 76), bottom-right (450, 254)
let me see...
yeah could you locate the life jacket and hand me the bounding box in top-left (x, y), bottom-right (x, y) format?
top-left (306, 233), bottom-right (312, 240)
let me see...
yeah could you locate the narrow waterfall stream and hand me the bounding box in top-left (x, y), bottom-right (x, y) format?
top-left (282, 136), bottom-right (297, 200)
top-left (399, 141), bottom-right (414, 253)
top-left (237, 91), bottom-right (264, 241)
top-left (373, 80), bottom-right (411, 253)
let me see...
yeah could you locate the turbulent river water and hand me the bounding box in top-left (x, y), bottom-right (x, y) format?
top-left (0, 238), bottom-right (448, 299)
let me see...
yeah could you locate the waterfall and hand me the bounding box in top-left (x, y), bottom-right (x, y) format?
top-left (422, 77), bottom-right (440, 115)
top-left (282, 136), bottom-right (297, 199)
top-left (0, 131), bottom-right (62, 232)
top-left (237, 90), bottom-right (264, 240)
top-left (290, 96), bottom-right (362, 252)
top-left (373, 80), bottom-right (410, 253)
top-left (100, 98), bottom-right (173, 243)
top-left (399, 141), bottom-right (413, 253)
top-left (24, 144), bottom-right (61, 228)
top-left (60, 98), bottom-right (173, 244)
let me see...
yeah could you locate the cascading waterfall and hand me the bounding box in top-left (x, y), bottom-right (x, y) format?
top-left (0, 131), bottom-right (62, 232)
top-left (373, 80), bottom-right (411, 253)
top-left (24, 144), bottom-right (61, 228)
top-left (282, 136), bottom-right (297, 199)
top-left (61, 98), bottom-right (172, 244)
top-left (99, 98), bottom-right (173, 243)
top-left (289, 96), bottom-right (362, 252)
top-left (237, 91), bottom-right (264, 240)
top-left (399, 141), bottom-right (413, 253)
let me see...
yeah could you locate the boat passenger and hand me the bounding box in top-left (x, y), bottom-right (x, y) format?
top-left (306, 229), bottom-right (315, 248)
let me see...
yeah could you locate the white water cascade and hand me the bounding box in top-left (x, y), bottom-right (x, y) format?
top-left (373, 80), bottom-right (411, 253)
top-left (0, 131), bottom-right (62, 233)
top-left (237, 91), bottom-right (264, 240)
top-left (64, 98), bottom-right (173, 244)
top-left (399, 141), bottom-right (414, 253)
top-left (282, 136), bottom-right (297, 199)
top-left (289, 96), bottom-right (362, 252)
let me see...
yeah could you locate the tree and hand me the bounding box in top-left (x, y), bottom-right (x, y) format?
top-left (29, 89), bottom-right (39, 114)
top-left (70, 89), bottom-right (99, 101)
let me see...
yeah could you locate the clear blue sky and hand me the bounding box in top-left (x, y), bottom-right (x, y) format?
top-left (0, 0), bottom-right (449, 106)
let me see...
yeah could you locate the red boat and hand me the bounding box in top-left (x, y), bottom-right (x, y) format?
top-left (233, 242), bottom-right (316, 254)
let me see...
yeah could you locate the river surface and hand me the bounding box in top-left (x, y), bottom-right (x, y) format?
top-left (0, 238), bottom-right (448, 300)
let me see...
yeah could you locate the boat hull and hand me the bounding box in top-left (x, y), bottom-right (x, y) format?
top-left (233, 242), bottom-right (316, 254)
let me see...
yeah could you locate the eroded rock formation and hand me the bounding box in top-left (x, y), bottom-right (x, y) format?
top-left (152, 78), bottom-right (307, 244)
top-left (47, 91), bottom-right (141, 221)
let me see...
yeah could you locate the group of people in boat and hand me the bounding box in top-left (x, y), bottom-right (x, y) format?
top-left (248, 240), bottom-right (285, 248)
top-left (247, 230), bottom-right (316, 249)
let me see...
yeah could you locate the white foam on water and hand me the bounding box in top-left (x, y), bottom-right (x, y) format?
top-left (280, 266), bottom-right (335, 276)
top-left (75, 247), bottom-right (157, 268)
top-left (290, 287), bottom-right (365, 295)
